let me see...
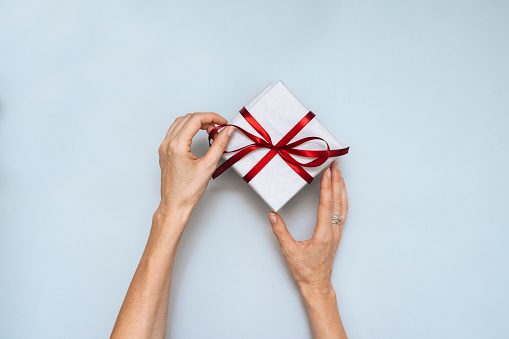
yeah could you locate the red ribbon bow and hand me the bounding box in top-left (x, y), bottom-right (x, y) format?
top-left (208, 107), bottom-right (349, 184)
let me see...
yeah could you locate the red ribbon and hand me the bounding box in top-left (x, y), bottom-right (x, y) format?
top-left (208, 107), bottom-right (349, 184)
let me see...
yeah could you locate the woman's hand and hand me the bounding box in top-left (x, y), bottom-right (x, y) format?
top-left (113, 114), bottom-right (234, 339)
top-left (268, 161), bottom-right (348, 338)
top-left (268, 160), bottom-right (348, 293)
top-left (156, 112), bottom-right (234, 217)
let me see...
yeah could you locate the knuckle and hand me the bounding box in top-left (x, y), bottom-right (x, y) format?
top-left (168, 140), bottom-right (179, 153)
top-left (213, 135), bottom-right (228, 150)
top-left (272, 227), bottom-right (286, 238)
top-left (318, 236), bottom-right (331, 245)
top-left (217, 139), bottom-right (228, 150)
top-left (158, 141), bottom-right (167, 154)
top-left (319, 200), bottom-right (332, 211)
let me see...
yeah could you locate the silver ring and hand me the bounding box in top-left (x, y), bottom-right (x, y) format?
top-left (332, 214), bottom-right (343, 224)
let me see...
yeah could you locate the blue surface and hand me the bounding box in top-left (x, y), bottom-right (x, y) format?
top-left (1, 0), bottom-right (508, 338)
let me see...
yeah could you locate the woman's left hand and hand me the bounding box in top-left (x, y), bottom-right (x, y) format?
top-left (156, 112), bottom-right (234, 217)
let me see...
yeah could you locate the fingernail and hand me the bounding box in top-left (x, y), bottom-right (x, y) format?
top-left (227, 126), bottom-right (235, 137)
top-left (332, 160), bottom-right (338, 169)
top-left (326, 168), bottom-right (331, 178)
top-left (268, 213), bottom-right (277, 223)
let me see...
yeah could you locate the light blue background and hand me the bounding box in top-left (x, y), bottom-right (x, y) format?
top-left (1, 0), bottom-right (508, 338)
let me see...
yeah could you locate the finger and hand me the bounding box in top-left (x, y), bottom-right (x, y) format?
top-left (205, 123), bottom-right (219, 141)
top-left (331, 161), bottom-right (342, 243)
top-left (313, 168), bottom-right (333, 241)
top-left (333, 167), bottom-right (348, 252)
top-left (202, 126), bottom-right (234, 166)
top-left (338, 167), bottom-right (348, 231)
top-left (204, 123), bottom-right (216, 135)
top-left (175, 113), bottom-right (228, 148)
top-left (168, 113), bottom-right (192, 141)
top-left (268, 212), bottom-right (296, 251)
top-left (165, 116), bottom-right (185, 139)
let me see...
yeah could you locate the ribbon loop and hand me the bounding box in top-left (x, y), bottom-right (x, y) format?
top-left (208, 107), bottom-right (349, 184)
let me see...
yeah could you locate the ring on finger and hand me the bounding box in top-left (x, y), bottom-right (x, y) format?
top-left (332, 214), bottom-right (343, 224)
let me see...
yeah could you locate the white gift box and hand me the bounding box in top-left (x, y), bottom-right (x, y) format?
top-left (219, 80), bottom-right (347, 211)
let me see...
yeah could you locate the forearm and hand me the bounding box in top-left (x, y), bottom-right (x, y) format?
top-left (300, 284), bottom-right (347, 339)
top-left (111, 207), bottom-right (192, 338)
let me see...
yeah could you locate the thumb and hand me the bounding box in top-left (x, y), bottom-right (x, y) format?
top-left (268, 212), bottom-right (295, 249)
top-left (203, 126), bottom-right (235, 166)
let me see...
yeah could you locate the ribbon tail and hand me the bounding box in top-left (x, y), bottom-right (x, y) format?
top-left (329, 146), bottom-right (349, 157)
top-left (279, 150), bottom-right (329, 168)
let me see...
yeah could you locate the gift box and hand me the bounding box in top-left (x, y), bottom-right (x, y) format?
top-left (211, 80), bottom-right (349, 211)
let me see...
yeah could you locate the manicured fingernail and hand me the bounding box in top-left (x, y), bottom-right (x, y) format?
top-left (326, 168), bottom-right (331, 178)
top-left (227, 126), bottom-right (235, 137)
top-left (268, 213), bottom-right (277, 223)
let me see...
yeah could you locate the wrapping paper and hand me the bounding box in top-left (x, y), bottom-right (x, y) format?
top-left (221, 80), bottom-right (346, 211)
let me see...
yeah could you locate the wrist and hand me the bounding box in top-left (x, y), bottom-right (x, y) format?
top-left (152, 203), bottom-right (193, 237)
top-left (155, 202), bottom-right (193, 223)
top-left (299, 281), bottom-right (336, 302)
top-left (298, 281), bottom-right (345, 338)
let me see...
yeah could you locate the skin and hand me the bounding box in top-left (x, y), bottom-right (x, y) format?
top-left (111, 112), bottom-right (348, 339)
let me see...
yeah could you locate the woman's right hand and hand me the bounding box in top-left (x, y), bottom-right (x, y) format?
top-left (156, 112), bottom-right (234, 218)
top-left (268, 160), bottom-right (348, 294)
